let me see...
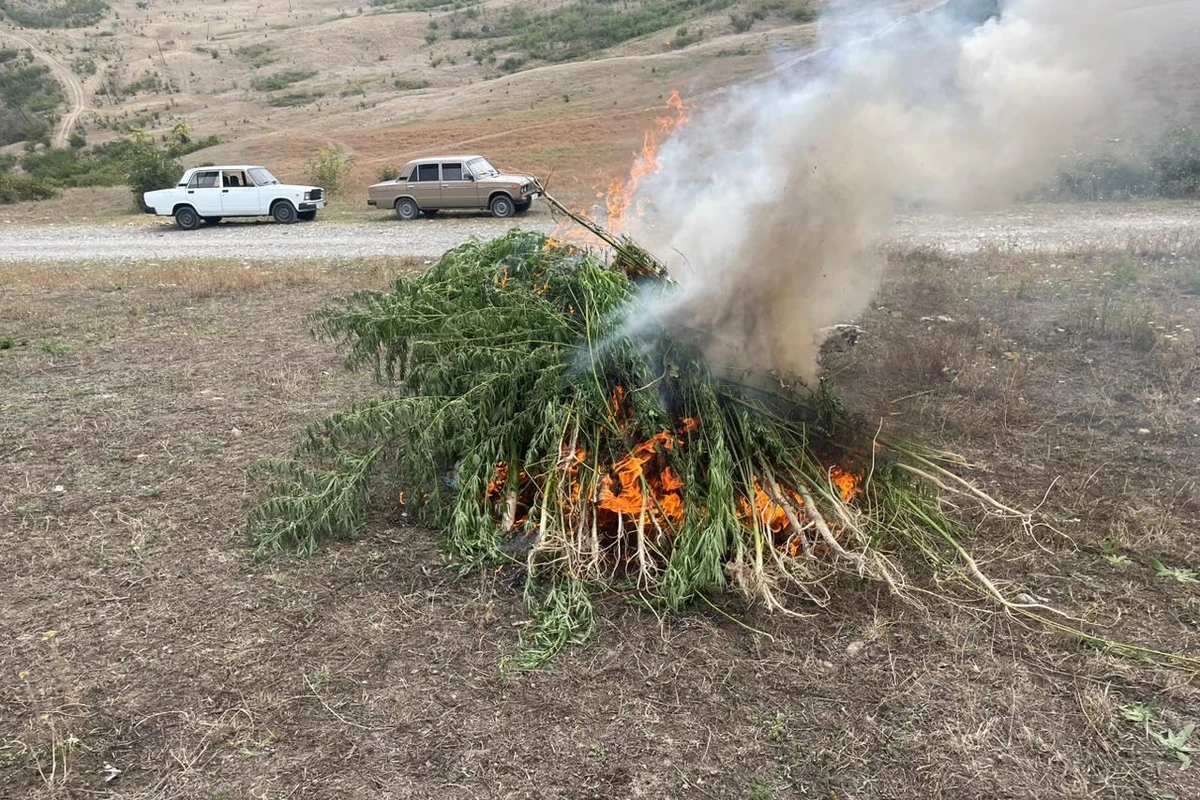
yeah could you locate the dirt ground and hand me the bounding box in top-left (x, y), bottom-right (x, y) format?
top-left (2, 233), bottom-right (1200, 799)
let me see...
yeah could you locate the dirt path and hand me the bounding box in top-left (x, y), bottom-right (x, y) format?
top-left (0, 28), bottom-right (87, 148)
top-left (0, 203), bottom-right (1196, 263)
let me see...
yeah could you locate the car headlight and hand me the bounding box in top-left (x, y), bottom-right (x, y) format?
top-left (304, 191), bottom-right (312, 200)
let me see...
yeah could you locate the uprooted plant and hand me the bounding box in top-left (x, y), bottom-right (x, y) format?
top-left (245, 224), bottom-right (1200, 670)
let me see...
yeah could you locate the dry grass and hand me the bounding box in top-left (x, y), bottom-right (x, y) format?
top-left (2, 242), bottom-right (1200, 798)
top-left (0, 256), bottom-right (419, 295)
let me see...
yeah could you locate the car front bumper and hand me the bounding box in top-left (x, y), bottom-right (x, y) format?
top-left (299, 200), bottom-right (325, 212)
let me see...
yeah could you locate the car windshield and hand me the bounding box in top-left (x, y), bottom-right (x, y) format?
top-left (248, 168), bottom-right (279, 186)
top-left (466, 157), bottom-right (498, 177)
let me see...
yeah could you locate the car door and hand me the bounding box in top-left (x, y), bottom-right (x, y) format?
top-left (407, 163), bottom-right (441, 208)
top-left (184, 170), bottom-right (222, 216)
top-left (439, 162), bottom-right (479, 209)
top-left (220, 169), bottom-right (261, 216)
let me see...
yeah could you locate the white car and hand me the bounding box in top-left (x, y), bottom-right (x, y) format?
top-left (143, 165), bottom-right (326, 230)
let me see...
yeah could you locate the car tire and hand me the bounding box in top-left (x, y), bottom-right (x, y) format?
top-left (202, 216), bottom-right (222, 225)
top-left (490, 195), bottom-right (515, 218)
top-left (174, 206), bottom-right (201, 231)
top-left (395, 198), bottom-right (420, 220)
top-left (272, 201), bottom-right (298, 224)
top-left (298, 210), bottom-right (317, 222)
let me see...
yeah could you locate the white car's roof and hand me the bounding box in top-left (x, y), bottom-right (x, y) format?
top-left (185, 165), bottom-right (268, 172)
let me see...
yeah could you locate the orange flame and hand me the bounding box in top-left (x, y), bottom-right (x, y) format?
top-left (546, 92), bottom-right (691, 250)
top-left (474, 399), bottom-right (864, 567)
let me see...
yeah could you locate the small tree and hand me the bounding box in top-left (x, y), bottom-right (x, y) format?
top-left (376, 163), bottom-right (400, 182)
top-left (121, 130), bottom-right (182, 211)
top-left (305, 147), bottom-right (355, 197)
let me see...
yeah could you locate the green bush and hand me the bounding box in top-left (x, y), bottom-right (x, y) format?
top-left (251, 69), bottom-right (316, 92)
top-left (1032, 126), bottom-right (1200, 202)
top-left (0, 55), bottom-right (65, 146)
top-left (267, 91), bottom-right (321, 107)
top-left (14, 125), bottom-right (217, 208)
top-left (0, 0), bottom-right (109, 29)
top-left (730, 13), bottom-right (754, 33)
top-left (235, 43), bottom-right (277, 68)
top-left (0, 171), bottom-right (57, 203)
top-left (376, 163), bottom-right (400, 181)
top-left (305, 147), bottom-right (355, 197)
top-left (1151, 126), bottom-right (1200, 198)
top-left (393, 76), bottom-right (430, 90)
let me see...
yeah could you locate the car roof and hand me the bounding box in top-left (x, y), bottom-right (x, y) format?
top-left (185, 165), bottom-right (267, 172)
top-left (402, 155), bottom-right (484, 167)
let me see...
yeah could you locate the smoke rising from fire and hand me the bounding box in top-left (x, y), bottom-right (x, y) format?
top-left (627, 0), bottom-right (1188, 385)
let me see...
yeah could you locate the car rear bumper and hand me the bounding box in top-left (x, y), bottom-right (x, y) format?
top-left (142, 205), bottom-right (157, 215)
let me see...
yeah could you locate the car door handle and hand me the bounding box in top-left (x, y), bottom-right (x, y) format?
top-left (187, 190), bottom-right (194, 194)
top-left (441, 184), bottom-right (450, 188)
top-left (222, 189), bottom-right (229, 193)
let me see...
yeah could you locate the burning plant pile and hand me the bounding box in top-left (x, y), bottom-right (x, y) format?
top-left (248, 226), bottom-right (1042, 667)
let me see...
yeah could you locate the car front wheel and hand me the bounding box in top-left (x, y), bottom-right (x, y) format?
top-left (490, 195), bottom-right (515, 218)
top-left (272, 202), bottom-right (298, 224)
top-left (174, 206), bottom-right (201, 231)
top-left (395, 198), bottom-right (420, 220)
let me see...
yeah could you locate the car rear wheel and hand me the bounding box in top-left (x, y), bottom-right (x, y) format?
top-left (272, 201), bottom-right (298, 224)
top-left (174, 206), bottom-right (201, 231)
top-left (490, 195), bottom-right (515, 218)
top-left (395, 198), bottom-right (420, 220)
top-left (202, 216), bottom-right (222, 225)
top-left (298, 210), bottom-right (317, 222)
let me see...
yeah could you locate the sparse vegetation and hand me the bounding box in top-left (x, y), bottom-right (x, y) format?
top-left (373, 0), bottom-right (480, 11)
top-left (376, 163), bottom-right (400, 181)
top-left (251, 69), bottom-right (316, 93)
top-left (13, 123), bottom-right (219, 207)
top-left (393, 76), bottom-right (430, 90)
top-left (267, 91), bottom-right (322, 107)
top-left (235, 43), bottom-right (277, 68)
top-left (0, 0), bottom-right (108, 28)
top-left (1039, 126), bottom-right (1200, 201)
top-left (448, 0), bottom-right (739, 67)
top-left (305, 147), bottom-right (355, 197)
top-left (0, 49), bottom-right (65, 146)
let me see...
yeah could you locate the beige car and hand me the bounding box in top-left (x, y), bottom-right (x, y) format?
top-left (367, 155), bottom-right (539, 220)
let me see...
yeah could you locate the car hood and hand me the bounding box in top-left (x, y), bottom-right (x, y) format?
top-left (484, 173), bottom-right (536, 185)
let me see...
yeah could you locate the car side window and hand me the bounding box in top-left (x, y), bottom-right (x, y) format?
top-left (416, 164), bottom-right (439, 182)
top-left (188, 171), bottom-right (219, 189)
top-left (222, 171), bottom-right (248, 188)
top-left (442, 163), bottom-right (464, 181)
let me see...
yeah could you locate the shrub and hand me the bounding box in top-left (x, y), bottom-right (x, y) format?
top-left (305, 147), bottom-right (355, 197)
top-left (376, 163), bottom-right (400, 181)
top-left (0, 0), bottom-right (109, 29)
top-left (1150, 126), bottom-right (1200, 198)
top-left (0, 172), bottom-right (57, 204)
top-left (251, 69), bottom-right (316, 92)
top-left (393, 76), bottom-right (430, 90)
top-left (730, 13), bottom-right (753, 33)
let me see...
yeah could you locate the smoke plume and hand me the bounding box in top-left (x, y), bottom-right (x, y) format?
top-left (628, 0), bottom-right (1187, 385)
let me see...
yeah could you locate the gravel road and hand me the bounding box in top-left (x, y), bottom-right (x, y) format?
top-left (0, 203), bottom-right (1196, 263)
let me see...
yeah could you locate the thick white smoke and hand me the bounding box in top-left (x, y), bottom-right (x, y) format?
top-left (628, 0), bottom-right (1187, 385)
